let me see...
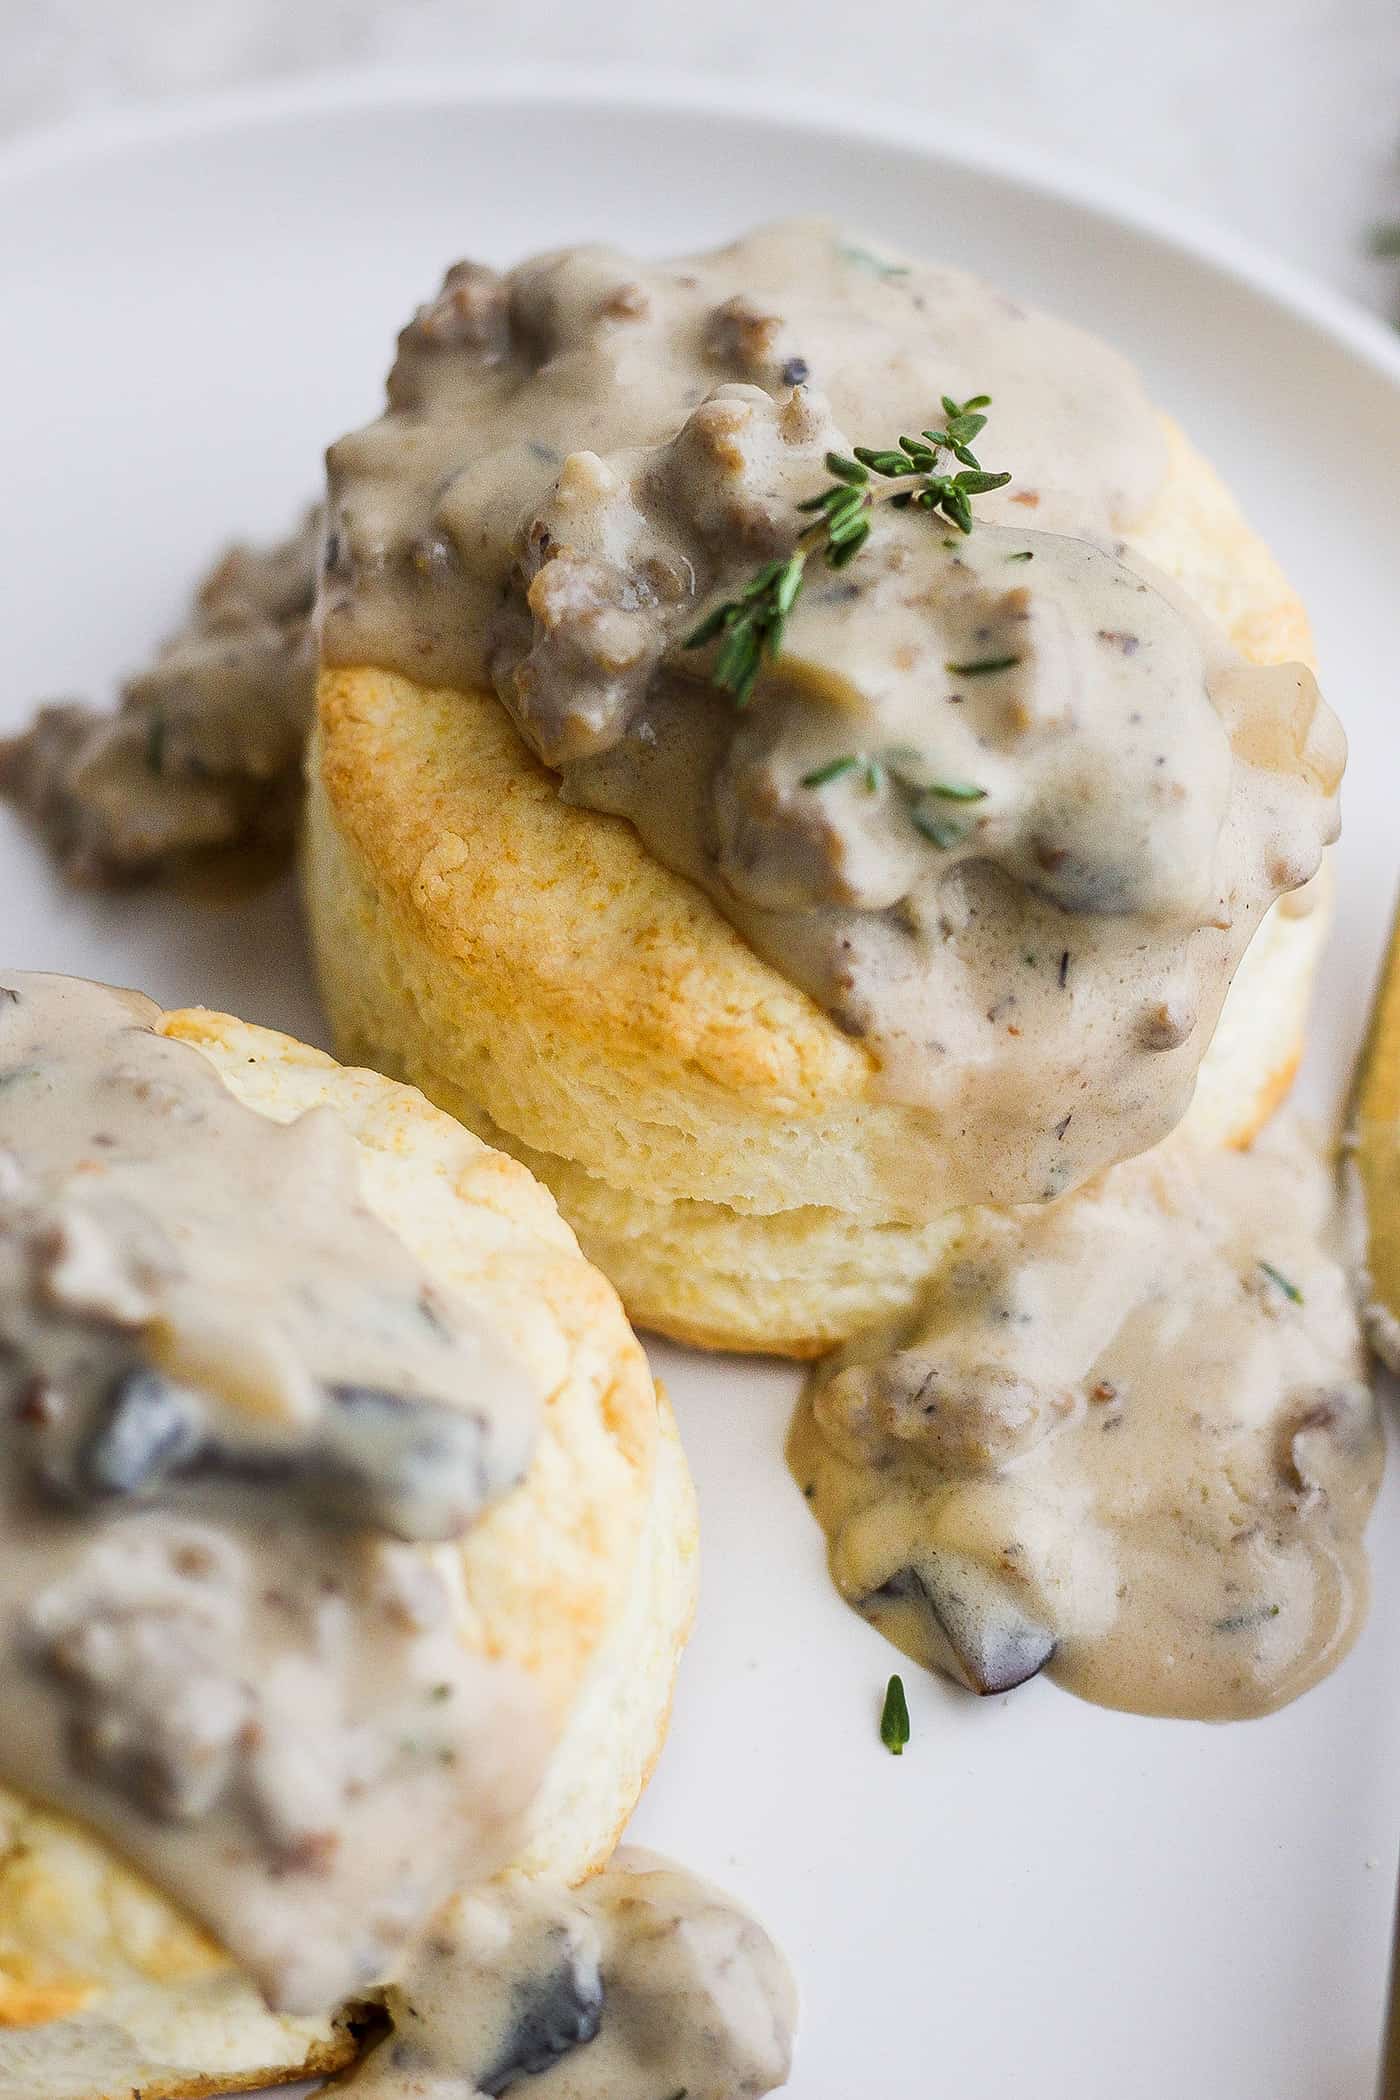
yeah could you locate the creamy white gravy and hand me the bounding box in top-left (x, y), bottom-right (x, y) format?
top-left (323, 217), bottom-right (1342, 1209)
top-left (790, 1123), bottom-right (1381, 1720)
top-left (0, 974), bottom-right (546, 2012)
top-left (0, 975), bottom-right (797, 2081)
top-left (0, 510), bottom-right (320, 880)
top-left (341, 1848), bottom-right (796, 2100)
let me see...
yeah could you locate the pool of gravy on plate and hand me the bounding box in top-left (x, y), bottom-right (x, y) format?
top-left (343, 1848), bottom-right (796, 2100)
top-left (1, 514), bottom-right (321, 882)
top-left (790, 1122), bottom-right (1381, 1719)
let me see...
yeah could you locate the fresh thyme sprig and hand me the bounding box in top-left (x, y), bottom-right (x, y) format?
top-left (801, 744), bottom-right (988, 851)
top-left (684, 394), bottom-right (1010, 705)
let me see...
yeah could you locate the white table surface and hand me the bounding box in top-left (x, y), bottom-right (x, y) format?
top-left (5, 0), bottom-right (1400, 319)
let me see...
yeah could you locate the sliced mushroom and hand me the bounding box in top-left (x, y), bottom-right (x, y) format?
top-left (38, 1367), bottom-right (514, 1544)
top-left (310, 1382), bottom-right (507, 1541)
top-left (75, 1365), bottom-right (203, 1499)
top-left (865, 1551), bottom-right (1057, 1695)
top-left (477, 1931), bottom-right (605, 2095)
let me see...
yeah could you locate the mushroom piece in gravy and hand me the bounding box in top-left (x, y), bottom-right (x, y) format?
top-left (323, 219), bottom-right (1342, 1210)
top-left (0, 509), bottom-right (320, 881)
top-left (790, 1121), bottom-right (1381, 1720)
top-left (339, 1848), bottom-right (797, 2100)
top-left (0, 974), bottom-right (547, 2011)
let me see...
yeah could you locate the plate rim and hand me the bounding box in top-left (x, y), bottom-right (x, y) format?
top-left (2, 58), bottom-right (1399, 395)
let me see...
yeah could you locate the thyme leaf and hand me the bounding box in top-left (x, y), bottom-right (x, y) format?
top-left (910, 804), bottom-right (966, 849)
top-left (801, 754), bottom-right (862, 788)
top-left (684, 551), bottom-right (808, 704)
top-left (1258, 1259), bottom-right (1303, 1305)
top-left (684, 396), bottom-right (1010, 704)
top-left (1214, 1602), bottom-right (1282, 1634)
top-left (880, 1672), bottom-right (911, 1755)
top-left (838, 241), bottom-right (912, 279)
top-left (802, 745), bottom-right (987, 849)
top-left (946, 654), bottom-right (1021, 677)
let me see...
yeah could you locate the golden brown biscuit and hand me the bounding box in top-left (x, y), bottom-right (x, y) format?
top-left (304, 420), bottom-right (1330, 1356)
top-left (0, 1011), bottom-right (697, 2100)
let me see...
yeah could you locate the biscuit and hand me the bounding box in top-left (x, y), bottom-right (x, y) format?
top-left (0, 1011), bottom-right (697, 2100)
top-left (305, 419), bottom-right (1330, 1355)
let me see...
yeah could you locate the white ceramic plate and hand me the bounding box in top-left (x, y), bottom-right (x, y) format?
top-left (3, 68), bottom-right (1399, 2100)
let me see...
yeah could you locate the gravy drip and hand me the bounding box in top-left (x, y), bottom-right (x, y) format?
top-left (0, 510), bottom-right (320, 881)
top-left (342, 1848), bottom-right (797, 2099)
top-left (789, 1122), bottom-right (1380, 1719)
